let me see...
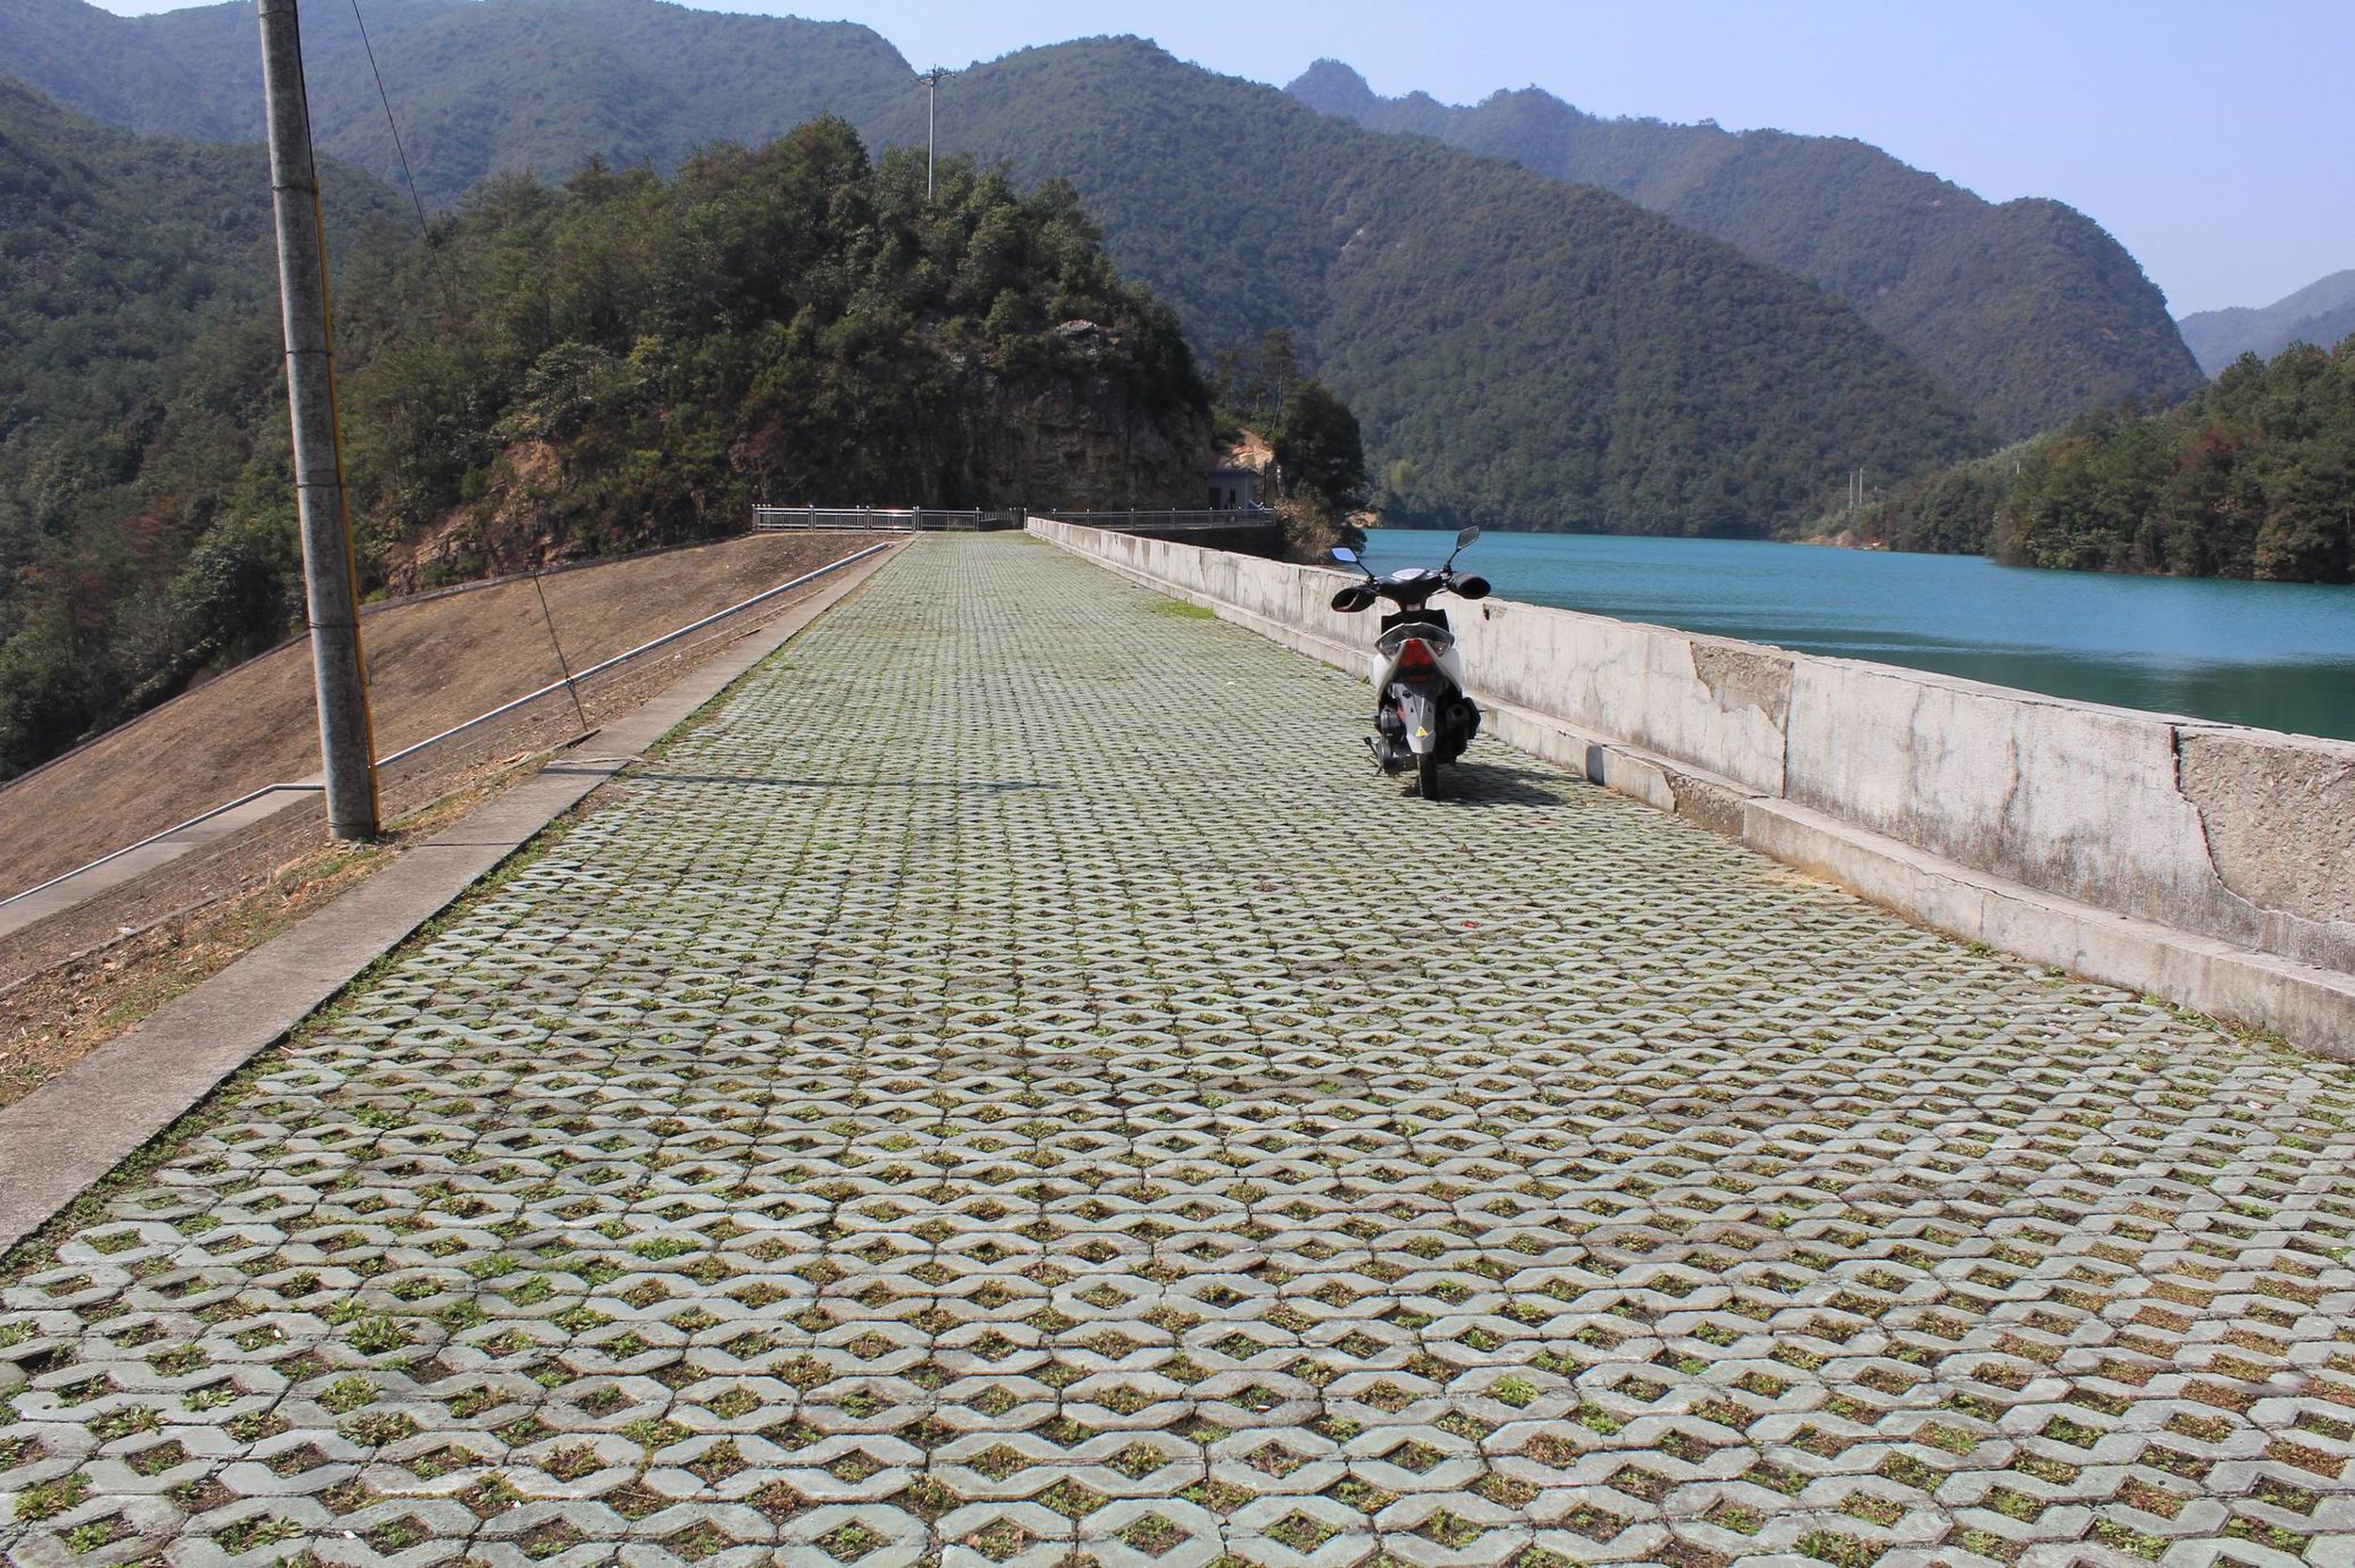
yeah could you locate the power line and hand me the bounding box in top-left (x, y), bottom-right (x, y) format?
top-left (350, 0), bottom-right (457, 315)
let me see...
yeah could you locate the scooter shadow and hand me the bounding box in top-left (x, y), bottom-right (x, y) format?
top-left (1405, 759), bottom-right (1570, 807)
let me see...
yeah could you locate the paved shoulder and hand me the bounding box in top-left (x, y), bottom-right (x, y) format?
top-left (4, 535), bottom-right (2352, 1568)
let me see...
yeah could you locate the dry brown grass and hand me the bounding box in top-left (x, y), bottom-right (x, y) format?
top-left (0, 532), bottom-right (887, 1109)
top-left (0, 767), bottom-right (501, 1108)
top-left (0, 532), bottom-right (865, 888)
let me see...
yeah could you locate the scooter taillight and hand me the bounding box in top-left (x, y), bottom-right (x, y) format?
top-left (1396, 639), bottom-right (1438, 678)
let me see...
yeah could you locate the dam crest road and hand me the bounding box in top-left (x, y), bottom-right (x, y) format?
top-left (4, 535), bottom-right (2352, 1567)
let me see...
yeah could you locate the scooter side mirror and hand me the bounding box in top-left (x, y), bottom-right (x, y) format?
top-left (1454, 526), bottom-right (1481, 548)
top-left (1330, 546), bottom-right (1359, 565)
top-left (1330, 585), bottom-right (1377, 613)
top-left (1453, 574), bottom-right (1491, 600)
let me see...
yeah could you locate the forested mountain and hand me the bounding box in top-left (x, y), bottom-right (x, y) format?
top-left (2177, 270), bottom-right (2355, 376)
top-left (1287, 59), bottom-right (2206, 442)
top-left (0, 0), bottom-right (915, 207)
top-left (339, 132), bottom-right (1210, 580)
top-left (0, 82), bottom-right (407, 770)
top-left (1834, 340), bottom-right (2354, 582)
top-left (881, 40), bottom-right (1988, 532)
top-left (4, 1), bottom-right (1990, 537)
top-left (0, 87), bottom-right (1210, 778)
top-left (0, 0), bottom-right (231, 134)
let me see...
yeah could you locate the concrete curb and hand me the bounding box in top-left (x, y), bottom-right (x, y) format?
top-left (1030, 526), bottom-right (2355, 1059)
top-left (1745, 798), bottom-right (2355, 1059)
top-left (0, 543), bottom-right (902, 1256)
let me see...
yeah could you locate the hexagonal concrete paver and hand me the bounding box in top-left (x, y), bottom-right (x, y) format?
top-left (6, 534), bottom-right (2354, 1568)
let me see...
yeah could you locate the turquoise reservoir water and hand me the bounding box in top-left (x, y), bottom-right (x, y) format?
top-left (1359, 530), bottom-right (2355, 742)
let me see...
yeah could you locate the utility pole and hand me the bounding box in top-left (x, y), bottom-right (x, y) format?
top-left (919, 67), bottom-right (951, 200)
top-left (257, 0), bottom-right (380, 839)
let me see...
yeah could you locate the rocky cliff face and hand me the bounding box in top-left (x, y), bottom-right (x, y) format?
top-left (932, 323), bottom-right (1213, 511)
top-left (384, 441), bottom-right (580, 595)
top-left (723, 317), bottom-right (1213, 514)
top-left (380, 324), bottom-right (1211, 594)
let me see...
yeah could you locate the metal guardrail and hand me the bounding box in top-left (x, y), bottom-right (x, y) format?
top-left (754, 507), bottom-right (1018, 532)
top-left (1032, 509), bottom-right (1280, 530)
top-left (372, 540), bottom-right (897, 767)
top-left (0, 784), bottom-right (326, 914)
top-left (0, 540), bottom-right (900, 914)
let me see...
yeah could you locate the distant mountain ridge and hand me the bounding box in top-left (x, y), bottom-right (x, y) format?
top-left (0, 0), bottom-right (1990, 536)
top-left (864, 39), bottom-right (1990, 532)
top-left (2177, 270), bottom-right (2355, 376)
top-left (0, 0), bottom-right (917, 206)
top-left (1287, 59), bottom-right (2206, 442)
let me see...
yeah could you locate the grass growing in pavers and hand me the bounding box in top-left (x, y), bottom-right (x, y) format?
top-left (4, 533), bottom-right (2355, 1566)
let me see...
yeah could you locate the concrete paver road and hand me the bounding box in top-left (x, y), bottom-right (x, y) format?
top-left (6, 535), bottom-right (2354, 1568)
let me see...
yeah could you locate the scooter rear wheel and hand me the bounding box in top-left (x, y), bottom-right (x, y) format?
top-left (1417, 753), bottom-right (1442, 800)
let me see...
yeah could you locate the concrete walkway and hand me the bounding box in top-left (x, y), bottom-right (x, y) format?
top-left (4, 534), bottom-right (2352, 1568)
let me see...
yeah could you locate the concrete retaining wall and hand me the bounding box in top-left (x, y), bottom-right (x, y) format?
top-left (1029, 518), bottom-right (2355, 1054)
top-left (1095, 523), bottom-right (1287, 558)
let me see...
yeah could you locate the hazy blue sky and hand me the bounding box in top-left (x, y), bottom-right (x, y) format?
top-left (90, 0), bottom-right (2351, 316)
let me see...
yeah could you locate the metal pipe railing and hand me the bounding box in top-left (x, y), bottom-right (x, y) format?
top-left (1, 540), bottom-right (898, 913)
top-left (374, 540), bottom-right (896, 766)
top-left (0, 784), bottom-right (325, 913)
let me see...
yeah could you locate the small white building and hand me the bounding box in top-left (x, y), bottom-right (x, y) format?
top-left (1207, 463), bottom-right (1259, 511)
top-left (1208, 429), bottom-right (1275, 510)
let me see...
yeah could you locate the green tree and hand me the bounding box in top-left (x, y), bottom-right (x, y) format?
top-left (0, 99), bottom-right (1213, 777)
top-left (1257, 329), bottom-right (1302, 412)
top-left (1272, 380), bottom-right (1368, 512)
top-left (1846, 338), bottom-right (2355, 584)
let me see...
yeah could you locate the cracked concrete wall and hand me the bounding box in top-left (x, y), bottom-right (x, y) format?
top-left (1032, 521), bottom-right (2355, 978)
top-left (1691, 644), bottom-right (1793, 730)
top-left (2177, 732), bottom-right (2355, 922)
top-left (1782, 663), bottom-right (2355, 974)
top-left (1781, 660), bottom-right (2208, 912)
top-left (2174, 730), bottom-right (2355, 967)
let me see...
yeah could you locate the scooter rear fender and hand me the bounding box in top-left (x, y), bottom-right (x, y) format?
top-left (1392, 686), bottom-right (1441, 755)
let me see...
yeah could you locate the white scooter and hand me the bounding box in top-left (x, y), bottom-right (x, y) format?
top-left (1329, 527), bottom-right (1489, 800)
